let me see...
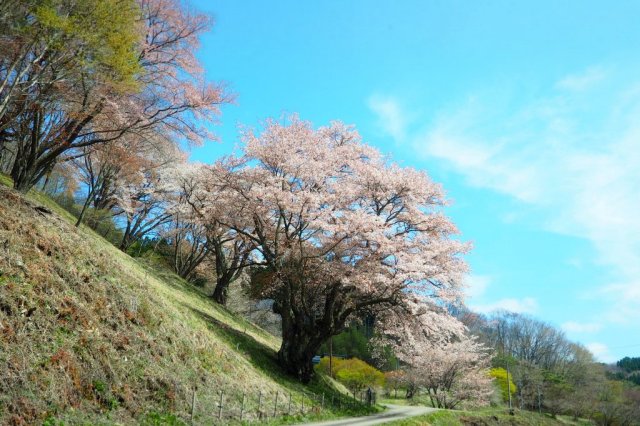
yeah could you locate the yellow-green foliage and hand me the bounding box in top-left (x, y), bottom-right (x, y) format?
top-left (489, 368), bottom-right (517, 403)
top-left (316, 357), bottom-right (385, 395)
top-left (315, 356), bottom-right (344, 376)
top-left (33, 0), bottom-right (142, 89)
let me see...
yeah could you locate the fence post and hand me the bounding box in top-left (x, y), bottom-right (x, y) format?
top-left (321, 393), bottom-right (325, 409)
top-left (273, 391), bottom-right (279, 418)
top-left (301, 392), bottom-right (305, 413)
top-left (258, 390), bottom-right (263, 419)
top-left (288, 391), bottom-right (292, 415)
top-left (240, 392), bottom-right (246, 421)
top-left (218, 390), bottom-right (224, 420)
top-left (190, 386), bottom-right (197, 425)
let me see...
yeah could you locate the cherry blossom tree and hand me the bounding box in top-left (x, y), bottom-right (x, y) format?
top-left (112, 155), bottom-right (182, 252)
top-left (3, 0), bottom-right (231, 192)
top-left (377, 303), bottom-right (493, 408)
top-left (0, 0), bottom-right (142, 190)
top-left (172, 162), bottom-right (254, 303)
top-left (200, 116), bottom-right (468, 382)
top-left (72, 138), bottom-right (152, 227)
top-left (410, 338), bottom-right (492, 408)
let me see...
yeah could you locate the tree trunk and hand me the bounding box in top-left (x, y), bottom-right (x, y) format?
top-left (11, 153), bottom-right (54, 193)
top-left (211, 280), bottom-right (229, 305)
top-left (119, 224), bottom-right (133, 251)
top-left (277, 325), bottom-right (318, 383)
top-left (274, 299), bottom-right (331, 383)
top-left (75, 188), bottom-right (96, 227)
top-left (11, 154), bottom-right (38, 193)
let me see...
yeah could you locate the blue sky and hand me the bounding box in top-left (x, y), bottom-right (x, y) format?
top-left (189, 0), bottom-right (640, 362)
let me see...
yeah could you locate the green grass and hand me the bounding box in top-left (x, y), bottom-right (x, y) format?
top-left (385, 407), bottom-right (594, 426)
top-left (0, 175), bottom-right (376, 425)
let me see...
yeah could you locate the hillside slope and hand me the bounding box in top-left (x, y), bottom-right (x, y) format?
top-left (0, 183), bottom-right (350, 425)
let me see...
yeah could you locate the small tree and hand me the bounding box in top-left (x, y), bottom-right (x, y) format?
top-left (334, 358), bottom-right (385, 398)
top-left (384, 370), bottom-right (405, 398)
top-left (489, 368), bottom-right (517, 404)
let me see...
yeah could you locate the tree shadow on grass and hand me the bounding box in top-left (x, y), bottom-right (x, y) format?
top-left (185, 304), bottom-right (294, 384)
top-left (183, 303), bottom-right (373, 410)
top-left (138, 260), bottom-right (272, 338)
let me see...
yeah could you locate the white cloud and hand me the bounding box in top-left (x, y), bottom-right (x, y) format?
top-left (562, 321), bottom-right (603, 333)
top-left (464, 274), bottom-right (491, 299)
top-left (367, 94), bottom-right (409, 142)
top-left (411, 65), bottom-right (640, 326)
top-left (586, 342), bottom-right (616, 363)
top-left (556, 66), bottom-right (607, 91)
top-left (471, 297), bottom-right (538, 314)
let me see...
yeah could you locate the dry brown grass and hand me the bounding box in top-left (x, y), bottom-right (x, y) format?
top-left (0, 185), bottom-right (343, 425)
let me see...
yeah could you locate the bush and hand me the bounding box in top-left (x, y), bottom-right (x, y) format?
top-left (489, 368), bottom-right (517, 403)
top-left (315, 357), bottom-right (385, 397)
top-left (315, 356), bottom-right (345, 376)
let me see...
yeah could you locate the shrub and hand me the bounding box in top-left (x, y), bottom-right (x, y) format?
top-left (335, 358), bottom-right (385, 397)
top-left (315, 356), bottom-right (385, 397)
top-left (489, 368), bottom-right (517, 403)
top-left (315, 356), bottom-right (345, 377)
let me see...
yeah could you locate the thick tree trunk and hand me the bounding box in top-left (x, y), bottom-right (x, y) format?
top-left (211, 280), bottom-right (229, 305)
top-left (277, 325), bottom-right (319, 383)
top-left (274, 298), bottom-right (334, 383)
top-left (11, 156), bottom-right (38, 193)
top-left (11, 152), bottom-right (54, 193)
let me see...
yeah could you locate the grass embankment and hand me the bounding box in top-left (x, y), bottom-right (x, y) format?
top-left (385, 406), bottom-right (593, 426)
top-left (0, 177), bottom-right (371, 425)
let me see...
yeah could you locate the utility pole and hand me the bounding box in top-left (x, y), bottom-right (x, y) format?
top-left (506, 359), bottom-right (514, 415)
top-left (538, 385), bottom-right (542, 414)
top-left (502, 336), bottom-right (514, 415)
top-left (329, 335), bottom-right (333, 378)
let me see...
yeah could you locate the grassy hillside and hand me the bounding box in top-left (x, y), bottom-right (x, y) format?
top-left (0, 178), bottom-right (360, 425)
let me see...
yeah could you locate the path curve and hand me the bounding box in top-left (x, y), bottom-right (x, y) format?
top-left (295, 404), bottom-right (437, 426)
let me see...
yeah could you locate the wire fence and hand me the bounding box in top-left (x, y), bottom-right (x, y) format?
top-left (185, 387), bottom-right (377, 424)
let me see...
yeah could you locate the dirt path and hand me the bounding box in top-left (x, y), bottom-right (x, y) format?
top-left (295, 404), bottom-right (437, 426)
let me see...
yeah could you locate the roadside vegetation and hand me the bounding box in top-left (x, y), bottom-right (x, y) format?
top-left (385, 407), bottom-right (594, 426)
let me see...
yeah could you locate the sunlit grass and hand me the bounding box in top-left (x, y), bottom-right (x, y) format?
top-left (0, 177), bottom-right (376, 424)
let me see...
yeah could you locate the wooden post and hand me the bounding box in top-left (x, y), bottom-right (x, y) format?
top-left (301, 392), bottom-right (305, 413)
top-left (258, 390), bottom-right (263, 419)
top-left (217, 390), bottom-right (224, 420)
top-left (288, 391), bottom-right (292, 415)
top-left (240, 392), bottom-right (246, 421)
top-left (321, 393), bottom-right (325, 409)
top-left (273, 391), bottom-right (279, 418)
top-left (190, 386), bottom-right (196, 425)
